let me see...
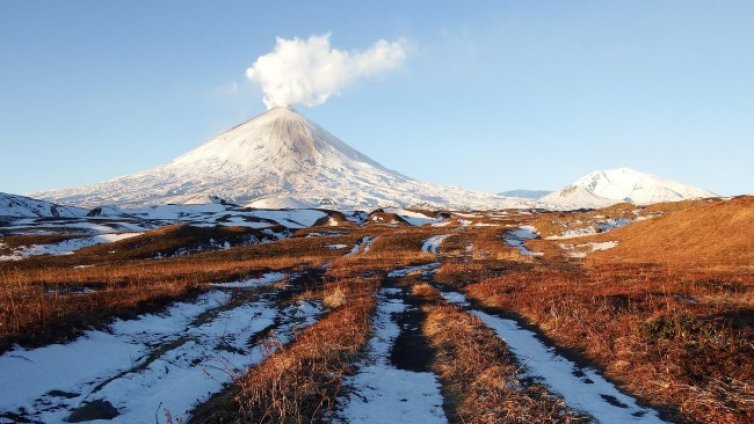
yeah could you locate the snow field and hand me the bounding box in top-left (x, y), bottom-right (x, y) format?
top-left (0, 281), bottom-right (324, 423)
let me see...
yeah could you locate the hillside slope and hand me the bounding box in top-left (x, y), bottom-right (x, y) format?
top-left (588, 196), bottom-right (754, 269)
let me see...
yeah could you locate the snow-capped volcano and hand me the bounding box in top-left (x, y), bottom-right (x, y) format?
top-left (542, 168), bottom-right (717, 208)
top-left (35, 106), bottom-right (527, 210)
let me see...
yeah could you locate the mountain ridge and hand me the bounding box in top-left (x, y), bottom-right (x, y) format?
top-left (0, 192), bottom-right (88, 218)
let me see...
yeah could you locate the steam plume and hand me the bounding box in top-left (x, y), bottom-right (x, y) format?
top-left (246, 33), bottom-right (406, 109)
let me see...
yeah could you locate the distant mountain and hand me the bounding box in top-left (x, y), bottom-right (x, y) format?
top-left (0, 192), bottom-right (88, 218)
top-left (498, 190), bottom-right (552, 199)
top-left (35, 106), bottom-right (530, 211)
top-left (542, 168), bottom-right (717, 208)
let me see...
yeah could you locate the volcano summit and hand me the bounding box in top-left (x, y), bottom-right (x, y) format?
top-left (36, 107), bottom-right (524, 210)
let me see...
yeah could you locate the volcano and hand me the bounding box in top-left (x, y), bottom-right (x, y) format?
top-left (35, 106), bottom-right (525, 210)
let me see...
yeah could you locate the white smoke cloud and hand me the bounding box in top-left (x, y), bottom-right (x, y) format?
top-left (246, 33), bottom-right (406, 109)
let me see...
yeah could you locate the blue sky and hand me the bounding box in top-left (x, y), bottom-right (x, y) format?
top-left (2, 1), bottom-right (753, 196)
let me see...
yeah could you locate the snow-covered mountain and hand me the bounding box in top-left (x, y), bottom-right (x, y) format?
top-left (498, 189), bottom-right (552, 199)
top-left (35, 106), bottom-right (530, 210)
top-left (0, 192), bottom-right (88, 218)
top-left (542, 168), bottom-right (717, 208)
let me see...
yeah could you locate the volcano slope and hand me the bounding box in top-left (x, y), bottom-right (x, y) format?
top-left (0, 200), bottom-right (752, 423)
top-left (33, 106), bottom-right (527, 211)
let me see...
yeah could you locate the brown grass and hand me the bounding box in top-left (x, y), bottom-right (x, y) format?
top-left (0, 233), bottom-right (89, 253)
top-left (326, 228), bottom-right (440, 277)
top-left (466, 227), bottom-right (522, 261)
top-left (75, 224), bottom-right (271, 261)
top-left (587, 196), bottom-right (754, 270)
top-left (323, 285), bottom-right (348, 309)
top-left (1, 229), bottom-right (355, 274)
top-left (411, 283), bottom-right (443, 302)
top-left (466, 265), bottom-right (754, 423)
top-left (0, 279), bottom-right (198, 352)
top-left (0, 233), bottom-right (359, 352)
top-left (235, 276), bottom-right (379, 423)
top-left (3, 200), bottom-right (752, 422)
top-left (422, 304), bottom-right (588, 423)
top-left (434, 259), bottom-right (534, 289)
top-left (529, 199), bottom-right (702, 240)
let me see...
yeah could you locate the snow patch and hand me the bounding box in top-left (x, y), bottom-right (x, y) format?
top-left (386, 263), bottom-right (440, 278)
top-left (560, 241), bottom-right (619, 258)
top-left (0, 232), bottom-right (142, 261)
top-left (547, 227), bottom-right (598, 240)
top-left (335, 289), bottom-right (447, 424)
top-left (421, 234), bottom-right (452, 254)
top-left (383, 208), bottom-right (444, 226)
top-left (504, 226), bottom-right (544, 257)
top-left (247, 209), bottom-right (328, 228)
top-left (345, 236), bottom-right (378, 256)
top-left (210, 272), bottom-right (288, 289)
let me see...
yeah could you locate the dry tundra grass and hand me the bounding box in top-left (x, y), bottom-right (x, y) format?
top-left (411, 282), bottom-right (443, 302)
top-left (1, 199), bottom-right (753, 422)
top-left (421, 302), bottom-right (589, 423)
top-left (0, 232), bottom-right (360, 352)
top-left (588, 196), bottom-right (754, 270)
top-left (0, 278), bottom-right (198, 353)
top-left (235, 276), bottom-right (379, 423)
top-left (467, 266), bottom-right (754, 423)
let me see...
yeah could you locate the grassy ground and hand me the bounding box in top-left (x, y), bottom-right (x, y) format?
top-left (1, 198), bottom-right (752, 422)
top-left (465, 266), bottom-right (754, 423)
top-left (0, 229), bottom-right (361, 352)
